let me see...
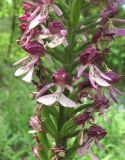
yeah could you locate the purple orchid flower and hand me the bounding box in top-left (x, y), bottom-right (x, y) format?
top-left (36, 69), bottom-right (77, 107)
top-left (37, 21), bottom-right (68, 48)
top-left (77, 125), bottom-right (107, 160)
top-left (14, 41), bottom-right (45, 83)
top-left (77, 45), bottom-right (111, 89)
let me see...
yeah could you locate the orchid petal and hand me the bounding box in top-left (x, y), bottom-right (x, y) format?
top-left (13, 56), bottom-right (29, 66)
top-left (28, 6), bottom-right (41, 21)
top-left (62, 37), bottom-right (68, 47)
top-left (77, 65), bottom-right (88, 78)
top-left (39, 34), bottom-right (52, 39)
top-left (89, 68), bottom-right (98, 89)
top-left (29, 130), bottom-right (37, 134)
top-left (27, 56), bottom-right (39, 68)
top-left (109, 86), bottom-right (118, 103)
top-left (29, 13), bottom-right (48, 30)
top-left (37, 94), bottom-right (56, 106)
top-left (41, 25), bottom-right (49, 34)
top-left (114, 28), bottom-right (125, 36)
top-left (59, 94), bottom-right (77, 108)
top-left (60, 30), bottom-right (67, 36)
top-left (15, 66), bottom-right (30, 76)
top-left (64, 85), bottom-right (74, 93)
top-left (94, 73), bottom-right (110, 87)
top-left (113, 18), bottom-right (125, 23)
top-left (29, 14), bottom-right (42, 30)
top-left (77, 138), bottom-right (94, 156)
top-left (47, 36), bottom-right (66, 48)
top-left (94, 66), bottom-right (111, 81)
top-left (53, 5), bottom-right (63, 16)
top-left (113, 86), bottom-right (124, 95)
top-left (95, 138), bottom-right (104, 150)
top-left (36, 83), bottom-right (55, 98)
top-left (22, 67), bottom-right (34, 83)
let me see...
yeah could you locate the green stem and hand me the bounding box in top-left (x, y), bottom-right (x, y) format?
top-left (56, 106), bottom-right (65, 146)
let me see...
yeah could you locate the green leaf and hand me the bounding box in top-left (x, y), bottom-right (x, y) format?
top-left (71, 0), bottom-right (81, 26)
top-left (38, 133), bottom-right (50, 160)
top-left (60, 119), bottom-right (79, 137)
top-left (42, 108), bottom-right (58, 139)
top-left (66, 103), bottom-right (92, 117)
top-left (66, 140), bottom-right (79, 159)
top-left (45, 106), bottom-right (58, 118)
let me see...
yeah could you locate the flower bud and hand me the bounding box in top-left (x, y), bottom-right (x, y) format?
top-left (22, 41), bottom-right (45, 56)
top-left (93, 95), bottom-right (110, 111)
top-left (88, 125), bottom-right (107, 140)
top-left (74, 112), bottom-right (93, 125)
top-left (80, 46), bottom-right (100, 65)
top-left (18, 23), bottom-right (28, 32)
top-left (29, 116), bottom-right (40, 129)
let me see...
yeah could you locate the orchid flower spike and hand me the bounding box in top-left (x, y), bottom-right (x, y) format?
top-left (37, 69), bottom-right (77, 107)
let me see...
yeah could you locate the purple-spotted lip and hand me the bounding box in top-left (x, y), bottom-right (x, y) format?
top-left (48, 21), bottom-right (64, 34)
top-left (88, 125), bottom-right (107, 139)
top-left (52, 69), bottom-right (70, 85)
top-left (22, 41), bottom-right (45, 56)
top-left (80, 46), bottom-right (100, 65)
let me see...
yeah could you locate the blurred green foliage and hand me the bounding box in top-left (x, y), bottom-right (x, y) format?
top-left (0, 1), bottom-right (125, 160)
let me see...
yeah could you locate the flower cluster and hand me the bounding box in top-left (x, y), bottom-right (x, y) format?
top-left (14, 0), bottom-right (124, 160)
top-left (14, 0), bottom-right (68, 83)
